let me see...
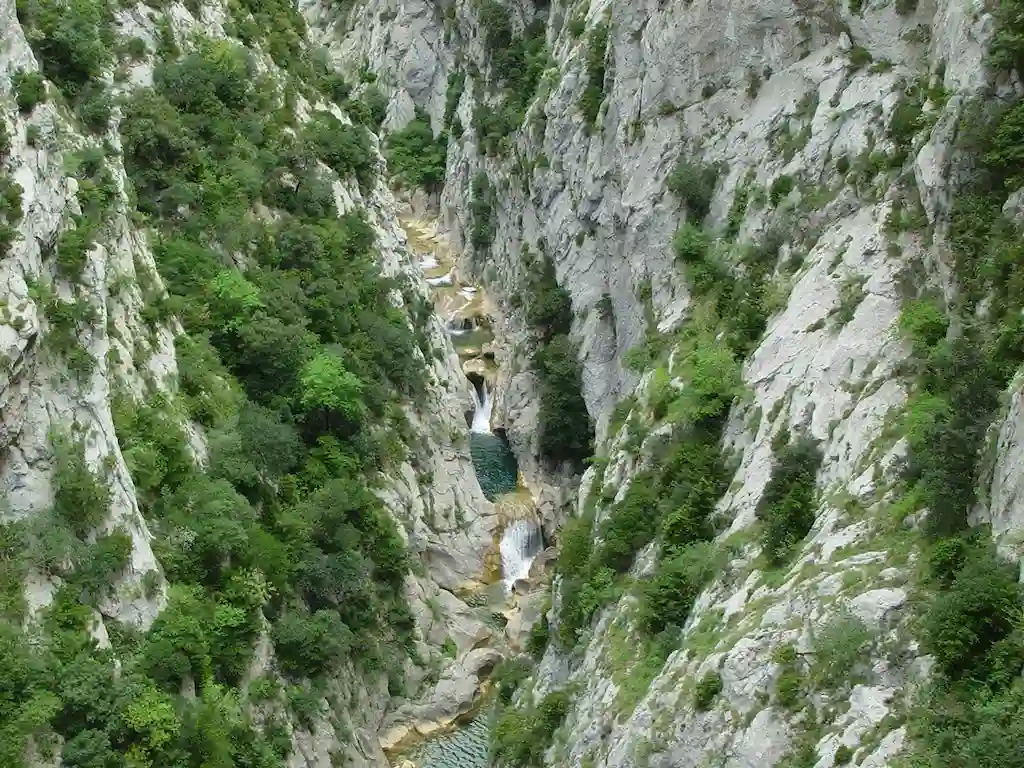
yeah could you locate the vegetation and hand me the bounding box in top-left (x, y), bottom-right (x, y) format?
top-left (769, 174), bottom-right (794, 205)
top-left (897, 8), bottom-right (1024, 763)
top-left (554, 210), bottom-right (767, 648)
top-left (472, 3), bottom-right (552, 155)
top-left (579, 21), bottom-right (610, 129)
top-left (522, 248), bottom-right (594, 468)
top-left (470, 171), bottom-right (495, 256)
top-left (693, 671), bottom-right (723, 711)
top-left (667, 158), bottom-right (720, 220)
top-left (757, 434), bottom-right (823, 567)
top-left (12, 70), bottom-right (46, 113)
top-left (0, 11), bottom-right (429, 764)
top-left (385, 107), bottom-right (448, 191)
top-left (491, 689), bottom-right (570, 767)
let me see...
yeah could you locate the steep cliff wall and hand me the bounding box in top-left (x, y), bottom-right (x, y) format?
top-left (0, 0), bottom-right (503, 763)
top-left (315, 0), bottom-right (1024, 765)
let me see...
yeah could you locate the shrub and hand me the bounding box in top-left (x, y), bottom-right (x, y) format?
top-left (773, 645), bottom-right (803, 709)
top-left (15, 0), bottom-right (114, 100)
top-left (673, 222), bottom-right (711, 263)
top-left (579, 22), bottom-right (609, 128)
top-left (849, 45), bottom-right (873, 69)
top-left (899, 297), bottom-right (948, 355)
top-left (271, 608), bottom-right (354, 679)
top-left (303, 113), bottom-right (377, 193)
top-left (469, 171), bottom-right (495, 255)
top-left (491, 690), bottom-right (570, 767)
top-left (347, 84), bottom-right (387, 130)
top-left (385, 108), bottom-right (448, 191)
top-left (526, 615), bottom-right (550, 659)
top-left (50, 432), bottom-right (110, 538)
top-left (896, 12), bottom-right (1024, 767)
top-left (811, 611), bottom-right (872, 689)
top-left (637, 544), bottom-right (712, 634)
top-left (286, 684), bottom-right (324, 729)
top-left (757, 435), bottom-right (823, 566)
top-left (492, 658), bottom-right (531, 704)
top-left (693, 671), bottom-right (723, 711)
top-left (124, 36), bottom-right (147, 59)
top-left (13, 70), bottom-right (47, 113)
top-left (76, 85), bottom-right (112, 132)
top-left (534, 334), bottom-right (592, 467)
top-left (666, 159), bottom-right (719, 219)
top-left (556, 513), bottom-right (594, 578)
top-left (769, 174), bottom-right (795, 205)
top-left (443, 69), bottom-right (465, 127)
top-left (472, 6), bottom-right (550, 153)
top-left (919, 546), bottom-right (1022, 682)
top-left (833, 274), bottom-right (866, 327)
top-left (55, 223), bottom-right (95, 281)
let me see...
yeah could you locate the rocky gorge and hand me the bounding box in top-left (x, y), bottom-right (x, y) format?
top-left (2, 0), bottom-right (1024, 764)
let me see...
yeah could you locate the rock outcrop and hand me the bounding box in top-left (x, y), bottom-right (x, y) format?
top-left (4, 0), bottom-right (1022, 761)
top-left (0, 0), bottom-right (503, 763)
top-left (308, 0), bottom-right (1019, 764)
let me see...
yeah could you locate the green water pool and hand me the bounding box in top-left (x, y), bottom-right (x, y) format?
top-left (470, 433), bottom-right (519, 501)
top-left (402, 711), bottom-right (492, 768)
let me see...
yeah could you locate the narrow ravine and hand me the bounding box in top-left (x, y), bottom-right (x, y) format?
top-left (392, 216), bottom-right (547, 768)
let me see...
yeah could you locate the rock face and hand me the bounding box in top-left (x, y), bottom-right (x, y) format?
top-left (0, 0), bottom-right (503, 764)
top-left (310, 0), bottom-right (1016, 764)
top-left (3, 0), bottom-right (1020, 761)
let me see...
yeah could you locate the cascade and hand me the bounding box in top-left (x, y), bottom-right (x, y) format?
top-left (499, 518), bottom-right (543, 592)
top-left (470, 380), bottom-right (493, 434)
top-left (426, 270), bottom-right (454, 287)
top-left (398, 217), bottom-right (542, 768)
top-left (447, 311), bottom-right (468, 335)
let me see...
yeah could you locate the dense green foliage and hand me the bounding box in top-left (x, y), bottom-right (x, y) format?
top-left (694, 671), bottom-right (723, 711)
top-left (472, 3), bottom-right (552, 155)
top-left (756, 435), bottom-right (823, 566)
top-left (0, 9), bottom-right (430, 764)
top-left (491, 689), bottom-right (570, 767)
top-left (521, 249), bottom-right (594, 468)
top-left (546, 164), bottom-right (789, 727)
top-left (667, 159), bottom-right (720, 221)
top-left (898, 16), bottom-right (1024, 764)
top-left (385, 107), bottom-right (449, 191)
top-left (554, 275), bottom-right (748, 648)
top-left (470, 171), bottom-right (495, 256)
top-left (579, 21), bottom-right (609, 129)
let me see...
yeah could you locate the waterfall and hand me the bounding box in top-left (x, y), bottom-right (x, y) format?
top-left (470, 381), bottom-right (493, 434)
top-left (499, 519), bottom-right (543, 592)
top-left (447, 311), bottom-right (470, 335)
top-left (427, 270), bottom-right (454, 287)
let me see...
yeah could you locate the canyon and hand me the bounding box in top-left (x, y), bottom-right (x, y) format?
top-left (1, 0), bottom-right (1023, 765)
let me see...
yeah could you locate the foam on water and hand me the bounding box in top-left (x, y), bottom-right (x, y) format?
top-left (499, 518), bottom-right (543, 592)
top-left (470, 382), bottom-right (493, 434)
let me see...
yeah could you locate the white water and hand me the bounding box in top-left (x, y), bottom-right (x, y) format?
top-left (419, 255), bottom-right (440, 271)
top-left (447, 310), bottom-right (472, 335)
top-left (500, 519), bottom-right (543, 592)
top-left (426, 271), bottom-right (454, 287)
top-left (470, 382), bottom-right (493, 434)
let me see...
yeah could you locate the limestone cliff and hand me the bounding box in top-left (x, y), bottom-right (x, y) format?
top-left (313, 0), bottom-right (1024, 764)
top-left (0, 0), bottom-right (503, 763)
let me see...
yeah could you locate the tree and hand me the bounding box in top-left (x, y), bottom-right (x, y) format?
top-left (299, 350), bottom-right (365, 423)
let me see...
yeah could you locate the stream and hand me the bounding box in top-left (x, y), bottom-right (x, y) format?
top-left (396, 218), bottom-right (545, 768)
